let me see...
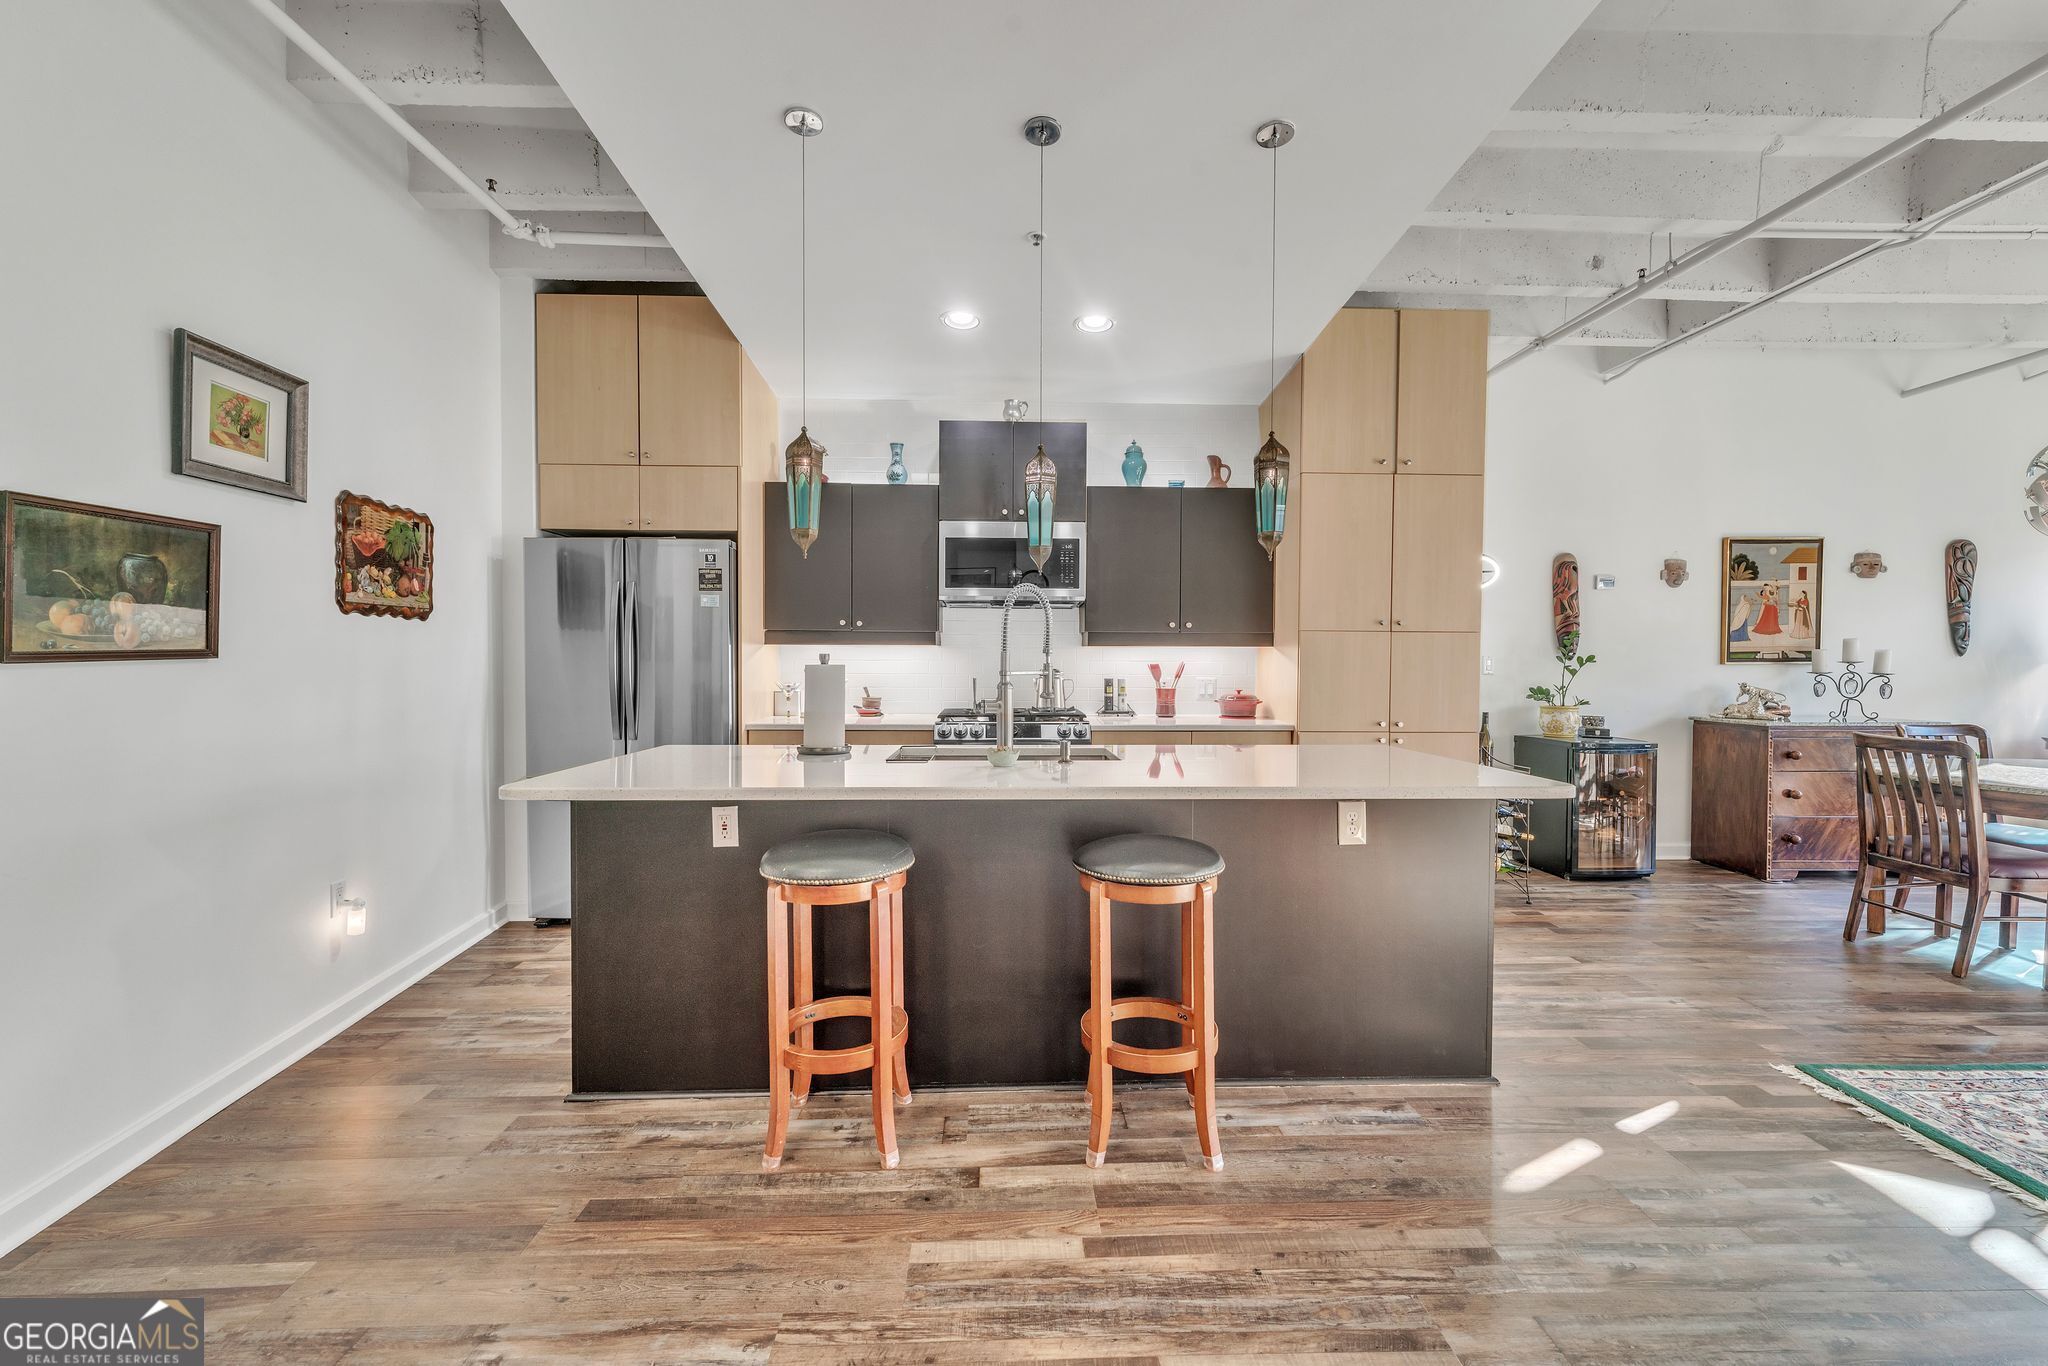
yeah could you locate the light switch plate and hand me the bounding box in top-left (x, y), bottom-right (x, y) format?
top-left (1593, 574), bottom-right (1616, 590)
top-left (1338, 800), bottom-right (1367, 846)
top-left (712, 806), bottom-right (738, 848)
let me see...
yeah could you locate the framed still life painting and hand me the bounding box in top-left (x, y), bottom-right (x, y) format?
top-left (1722, 536), bottom-right (1822, 664)
top-left (172, 329), bottom-right (308, 501)
top-left (336, 491), bottom-right (433, 621)
top-left (2, 491), bottom-right (221, 662)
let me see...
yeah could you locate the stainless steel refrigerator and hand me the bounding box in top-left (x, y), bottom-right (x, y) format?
top-left (524, 536), bottom-right (735, 921)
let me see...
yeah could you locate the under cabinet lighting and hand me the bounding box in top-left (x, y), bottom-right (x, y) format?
top-left (940, 310), bottom-right (981, 330)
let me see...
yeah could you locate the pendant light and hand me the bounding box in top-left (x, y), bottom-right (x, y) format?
top-left (1252, 118), bottom-right (1294, 561)
top-left (783, 106), bottom-right (826, 557)
top-left (1022, 115), bottom-right (1061, 573)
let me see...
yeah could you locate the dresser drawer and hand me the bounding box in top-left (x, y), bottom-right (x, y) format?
top-left (1771, 769), bottom-right (1857, 818)
top-left (1771, 733), bottom-right (1855, 771)
top-left (1772, 816), bottom-right (1860, 866)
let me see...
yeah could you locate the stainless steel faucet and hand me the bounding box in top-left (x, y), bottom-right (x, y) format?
top-left (993, 583), bottom-right (1054, 758)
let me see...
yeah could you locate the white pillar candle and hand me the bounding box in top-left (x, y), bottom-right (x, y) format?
top-left (1872, 648), bottom-right (1892, 675)
top-left (1840, 637), bottom-right (1862, 664)
top-left (1810, 649), bottom-right (1828, 675)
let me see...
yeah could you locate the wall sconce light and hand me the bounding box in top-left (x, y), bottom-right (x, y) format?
top-left (331, 882), bottom-right (368, 936)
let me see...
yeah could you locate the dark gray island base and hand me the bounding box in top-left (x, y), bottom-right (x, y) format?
top-left (568, 797), bottom-right (1495, 1095)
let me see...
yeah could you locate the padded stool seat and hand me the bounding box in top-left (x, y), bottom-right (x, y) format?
top-left (1988, 821), bottom-right (2048, 852)
top-left (1074, 834), bottom-right (1225, 887)
top-left (761, 829), bottom-right (914, 886)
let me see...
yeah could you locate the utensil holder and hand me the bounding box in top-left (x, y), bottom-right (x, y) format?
top-left (1155, 686), bottom-right (1177, 719)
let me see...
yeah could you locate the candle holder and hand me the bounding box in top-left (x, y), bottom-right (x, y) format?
top-left (1812, 661), bottom-right (1893, 723)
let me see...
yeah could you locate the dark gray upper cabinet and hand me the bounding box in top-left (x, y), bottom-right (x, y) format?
top-left (851, 485), bottom-right (939, 636)
top-left (1178, 490), bottom-right (1271, 639)
top-left (940, 419), bottom-right (1087, 521)
top-left (1084, 488), bottom-right (1183, 638)
top-left (1084, 487), bottom-right (1271, 645)
top-left (762, 483), bottom-right (938, 642)
top-left (938, 420), bottom-right (1010, 521)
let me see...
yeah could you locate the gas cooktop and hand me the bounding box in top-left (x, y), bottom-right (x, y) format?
top-left (934, 706), bottom-right (1091, 744)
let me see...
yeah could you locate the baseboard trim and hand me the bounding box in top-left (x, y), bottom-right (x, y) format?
top-left (1657, 843), bottom-right (1692, 862)
top-left (0, 904), bottom-right (508, 1258)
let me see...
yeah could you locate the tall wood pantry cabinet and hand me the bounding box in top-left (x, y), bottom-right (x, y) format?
top-left (1258, 307), bottom-right (1488, 761)
top-left (535, 293), bottom-right (771, 534)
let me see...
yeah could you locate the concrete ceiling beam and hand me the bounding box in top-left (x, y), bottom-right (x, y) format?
top-left (281, 0), bottom-right (568, 108)
top-left (406, 122), bottom-right (642, 212)
top-left (490, 212), bottom-right (690, 281)
top-left (1509, 31), bottom-right (2048, 141)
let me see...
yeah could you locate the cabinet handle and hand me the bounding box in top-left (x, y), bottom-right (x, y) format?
top-left (1393, 738), bottom-right (1405, 745)
top-left (1394, 721), bottom-right (1405, 728)
top-left (1784, 749), bottom-right (1803, 760)
top-left (1783, 788), bottom-right (1804, 800)
top-left (1781, 832), bottom-right (1804, 845)
top-left (1394, 619), bottom-right (1405, 627)
top-left (624, 519), bottom-right (634, 526)
top-left (1167, 621), bottom-right (1177, 629)
top-left (1183, 621), bottom-right (1193, 629)
top-left (838, 619), bottom-right (847, 626)
top-left (855, 620), bottom-right (864, 627)
top-left (1376, 721), bottom-right (1386, 728)
top-left (1400, 458), bottom-right (1414, 466)
top-left (1375, 738), bottom-right (1386, 745)
top-left (625, 450), bottom-right (636, 461)
top-left (1377, 618), bottom-right (1387, 626)
top-left (1000, 507), bottom-right (1010, 516)
top-left (1377, 458), bottom-right (1389, 467)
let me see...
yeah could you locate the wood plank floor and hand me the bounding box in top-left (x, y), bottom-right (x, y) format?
top-left (5, 861), bottom-right (2046, 1363)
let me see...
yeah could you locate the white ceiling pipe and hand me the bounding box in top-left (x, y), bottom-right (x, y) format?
top-left (240, 0), bottom-right (670, 253)
top-left (1602, 156), bottom-right (2048, 383)
top-left (1901, 344), bottom-right (2048, 397)
top-left (1489, 48), bottom-right (2048, 377)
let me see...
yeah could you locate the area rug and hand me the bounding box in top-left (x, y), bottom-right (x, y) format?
top-left (1780, 1063), bottom-right (2048, 1211)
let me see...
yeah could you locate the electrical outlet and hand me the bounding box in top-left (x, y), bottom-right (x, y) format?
top-left (1338, 800), bottom-right (1367, 846)
top-left (1483, 655), bottom-right (1495, 675)
top-left (712, 805), bottom-right (738, 848)
top-left (1197, 676), bottom-right (1217, 700)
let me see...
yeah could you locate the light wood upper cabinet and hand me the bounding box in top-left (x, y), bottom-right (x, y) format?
top-left (1390, 632), bottom-right (1480, 733)
top-left (1391, 474), bottom-right (1483, 632)
top-left (639, 296), bottom-right (743, 466)
top-left (1297, 631), bottom-right (1391, 732)
top-left (640, 466), bottom-right (739, 533)
top-left (538, 465), bottom-right (639, 531)
top-left (1298, 473), bottom-right (1393, 631)
top-left (1395, 309), bottom-right (1487, 474)
top-left (536, 294), bottom-right (639, 466)
top-left (1300, 309), bottom-right (1396, 473)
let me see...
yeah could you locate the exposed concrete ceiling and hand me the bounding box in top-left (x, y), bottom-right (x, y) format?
top-left (1357, 0), bottom-right (2048, 368)
top-left (493, 0), bottom-right (1596, 405)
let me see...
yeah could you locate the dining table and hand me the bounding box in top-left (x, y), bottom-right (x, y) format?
top-left (1978, 760), bottom-right (2048, 823)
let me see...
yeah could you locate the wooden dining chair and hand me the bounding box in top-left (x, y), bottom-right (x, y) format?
top-left (1895, 724), bottom-right (2048, 852)
top-left (1846, 734), bottom-right (2048, 981)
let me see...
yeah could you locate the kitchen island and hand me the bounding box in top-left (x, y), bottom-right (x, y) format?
top-left (500, 744), bottom-right (1566, 1095)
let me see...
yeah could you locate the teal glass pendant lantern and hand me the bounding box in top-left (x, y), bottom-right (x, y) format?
top-left (784, 425), bottom-right (824, 558)
top-left (783, 105), bottom-right (827, 556)
top-left (1024, 442), bottom-right (1057, 571)
top-left (1252, 117), bottom-right (1294, 561)
top-left (1253, 430), bottom-right (1290, 561)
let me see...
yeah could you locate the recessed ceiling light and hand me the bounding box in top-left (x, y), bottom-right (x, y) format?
top-left (940, 310), bottom-right (980, 330)
top-left (1074, 314), bottom-right (1115, 333)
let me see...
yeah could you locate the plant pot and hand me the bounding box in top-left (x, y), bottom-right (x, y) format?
top-left (1539, 704), bottom-right (1583, 739)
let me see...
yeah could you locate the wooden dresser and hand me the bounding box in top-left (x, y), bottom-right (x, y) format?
top-left (1690, 718), bottom-right (1953, 880)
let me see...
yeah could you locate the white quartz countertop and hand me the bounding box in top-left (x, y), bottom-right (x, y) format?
top-left (500, 743), bottom-right (1570, 803)
top-left (745, 714), bottom-right (1296, 731)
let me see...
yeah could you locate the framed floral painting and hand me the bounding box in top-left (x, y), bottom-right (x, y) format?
top-left (2, 491), bottom-right (221, 662)
top-left (172, 329), bottom-right (308, 501)
top-left (336, 491), bottom-right (433, 621)
top-left (1722, 536), bottom-right (1822, 663)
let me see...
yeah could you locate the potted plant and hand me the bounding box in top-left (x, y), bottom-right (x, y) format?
top-left (1527, 649), bottom-right (1595, 738)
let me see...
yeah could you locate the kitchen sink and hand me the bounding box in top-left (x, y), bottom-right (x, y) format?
top-left (888, 744), bottom-right (1123, 762)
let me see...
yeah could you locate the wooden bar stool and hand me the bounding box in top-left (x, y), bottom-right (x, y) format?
top-left (760, 829), bottom-right (914, 1171)
top-left (1074, 834), bottom-right (1225, 1172)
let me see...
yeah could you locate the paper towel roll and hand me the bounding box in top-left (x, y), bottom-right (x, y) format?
top-left (802, 653), bottom-right (847, 753)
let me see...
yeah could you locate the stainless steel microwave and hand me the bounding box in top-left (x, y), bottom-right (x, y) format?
top-left (938, 520), bottom-right (1086, 605)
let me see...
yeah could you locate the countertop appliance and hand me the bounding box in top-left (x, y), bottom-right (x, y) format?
top-left (933, 705), bottom-right (1091, 745)
top-left (939, 520), bottom-right (1085, 605)
top-left (1514, 733), bottom-right (1657, 880)
top-left (523, 536), bottom-right (735, 921)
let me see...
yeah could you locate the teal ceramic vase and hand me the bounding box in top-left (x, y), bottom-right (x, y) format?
top-left (1121, 439), bottom-right (1147, 486)
top-left (886, 442), bottom-right (908, 485)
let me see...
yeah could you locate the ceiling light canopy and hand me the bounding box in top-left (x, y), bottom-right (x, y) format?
top-left (939, 310), bottom-right (981, 330)
top-left (1074, 314), bottom-right (1115, 334)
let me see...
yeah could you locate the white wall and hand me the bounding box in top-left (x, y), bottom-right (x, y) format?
top-left (0, 0), bottom-right (503, 1252)
top-left (1484, 348), bottom-right (2048, 855)
top-left (769, 398), bottom-right (1265, 717)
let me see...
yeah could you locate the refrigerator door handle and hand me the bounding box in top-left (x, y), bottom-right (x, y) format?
top-left (608, 572), bottom-right (625, 742)
top-left (624, 553), bottom-right (640, 743)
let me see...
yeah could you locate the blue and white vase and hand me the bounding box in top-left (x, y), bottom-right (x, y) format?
top-left (886, 442), bottom-right (908, 484)
top-left (1121, 439), bottom-right (1147, 486)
